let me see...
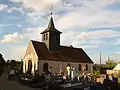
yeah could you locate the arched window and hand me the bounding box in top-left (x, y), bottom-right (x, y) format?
top-left (43, 63), bottom-right (48, 72)
top-left (86, 64), bottom-right (88, 71)
top-left (79, 64), bottom-right (82, 71)
top-left (43, 34), bottom-right (45, 40)
top-left (27, 60), bottom-right (32, 74)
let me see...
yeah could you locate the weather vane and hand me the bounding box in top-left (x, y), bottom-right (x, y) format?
top-left (50, 4), bottom-right (53, 16)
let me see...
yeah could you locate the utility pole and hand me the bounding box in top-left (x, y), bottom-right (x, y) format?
top-left (108, 56), bottom-right (110, 60)
top-left (100, 52), bottom-right (101, 65)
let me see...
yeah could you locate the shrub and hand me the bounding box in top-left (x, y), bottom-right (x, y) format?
top-left (94, 71), bottom-right (100, 78)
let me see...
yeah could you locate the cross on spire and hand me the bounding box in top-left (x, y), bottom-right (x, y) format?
top-left (50, 12), bottom-right (53, 15)
top-left (50, 4), bottom-right (53, 16)
top-left (48, 4), bottom-right (54, 29)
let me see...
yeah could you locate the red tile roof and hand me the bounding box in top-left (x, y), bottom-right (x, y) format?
top-left (31, 40), bottom-right (93, 63)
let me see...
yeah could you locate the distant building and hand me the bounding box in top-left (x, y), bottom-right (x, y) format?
top-left (23, 14), bottom-right (94, 75)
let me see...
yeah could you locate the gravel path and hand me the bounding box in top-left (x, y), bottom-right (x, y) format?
top-left (0, 73), bottom-right (41, 90)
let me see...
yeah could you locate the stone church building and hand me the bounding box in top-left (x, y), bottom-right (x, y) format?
top-left (23, 14), bottom-right (94, 75)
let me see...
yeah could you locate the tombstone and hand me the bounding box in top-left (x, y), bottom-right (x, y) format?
top-left (9, 69), bottom-right (15, 75)
top-left (8, 69), bottom-right (16, 80)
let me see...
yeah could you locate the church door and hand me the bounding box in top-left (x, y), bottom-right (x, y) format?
top-left (27, 60), bottom-right (32, 74)
top-left (43, 63), bottom-right (48, 72)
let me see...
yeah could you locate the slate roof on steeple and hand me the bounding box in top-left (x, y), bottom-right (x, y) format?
top-left (41, 15), bottom-right (62, 34)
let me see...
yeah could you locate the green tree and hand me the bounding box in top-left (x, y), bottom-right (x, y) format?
top-left (94, 70), bottom-right (100, 78)
top-left (106, 60), bottom-right (117, 69)
top-left (0, 53), bottom-right (5, 75)
top-left (10, 60), bottom-right (17, 69)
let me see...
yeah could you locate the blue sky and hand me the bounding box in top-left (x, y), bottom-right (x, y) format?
top-left (0, 0), bottom-right (120, 64)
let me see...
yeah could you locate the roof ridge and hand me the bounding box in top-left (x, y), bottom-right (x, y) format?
top-left (31, 40), bottom-right (43, 43)
top-left (60, 45), bottom-right (82, 49)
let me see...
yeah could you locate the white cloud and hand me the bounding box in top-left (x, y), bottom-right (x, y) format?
top-left (0, 4), bottom-right (8, 11)
top-left (0, 24), bottom-right (12, 27)
top-left (16, 24), bottom-right (22, 27)
top-left (44, 0), bottom-right (60, 4)
top-left (10, 0), bottom-right (120, 12)
top-left (27, 12), bottom-right (36, 16)
top-left (10, 0), bottom-right (120, 30)
top-left (60, 30), bottom-right (119, 49)
top-left (10, 0), bottom-right (22, 3)
top-left (76, 30), bottom-right (120, 40)
top-left (24, 27), bottom-right (45, 33)
top-left (23, 27), bottom-right (46, 41)
top-left (7, 7), bottom-right (24, 14)
top-left (32, 16), bottom-right (41, 21)
top-left (25, 11), bottom-right (48, 25)
top-left (1, 32), bottom-right (23, 43)
top-left (116, 39), bottom-right (120, 44)
top-left (0, 4), bottom-right (24, 14)
top-left (10, 0), bottom-right (60, 11)
top-left (55, 10), bottom-right (120, 30)
top-left (116, 52), bottom-right (120, 54)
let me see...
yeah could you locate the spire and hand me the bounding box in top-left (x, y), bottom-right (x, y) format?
top-left (40, 13), bottom-right (62, 34)
top-left (47, 13), bottom-right (55, 29)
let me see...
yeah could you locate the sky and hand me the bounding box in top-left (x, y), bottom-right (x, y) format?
top-left (0, 0), bottom-right (120, 64)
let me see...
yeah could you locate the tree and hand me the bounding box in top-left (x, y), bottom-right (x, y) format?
top-left (10, 60), bottom-right (17, 69)
top-left (106, 60), bottom-right (117, 69)
top-left (0, 53), bottom-right (5, 75)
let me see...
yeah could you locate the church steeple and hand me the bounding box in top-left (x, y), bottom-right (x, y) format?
top-left (40, 13), bottom-right (62, 51)
top-left (47, 13), bottom-right (55, 29)
top-left (41, 13), bottom-right (61, 34)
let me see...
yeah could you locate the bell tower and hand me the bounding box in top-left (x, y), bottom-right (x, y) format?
top-left (40, 13), bottom-right (62, 51)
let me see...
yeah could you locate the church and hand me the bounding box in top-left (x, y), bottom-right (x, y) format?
top-left (23, 14), bottom-right (94, 75)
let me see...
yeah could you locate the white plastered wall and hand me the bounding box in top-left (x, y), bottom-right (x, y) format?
top-left (38, 60), bottom-right (93, 74)
top-left (23, 41), bottom-right (38, 74)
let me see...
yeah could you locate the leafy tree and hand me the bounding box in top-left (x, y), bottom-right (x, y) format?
top-left (6, 59), bottom-right (23, 74)
top-left (10, 60), bottom-right (17, 69)
top-left (94, 70), bottom-right (100, 78)
top-left (93, 64), bottom-right (100, 71)
top-left (20, 60), bottom-right (23, 73)
top-left (93, 64), bottom-right (107, 74)
top-left (0, 53), bottom-right (5, 75)
top-left (106, 60), bottom-right (117, 69)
